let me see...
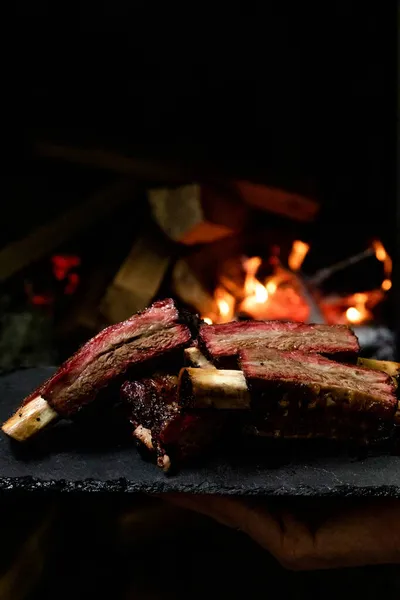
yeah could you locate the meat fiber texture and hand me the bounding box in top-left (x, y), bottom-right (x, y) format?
top-left (239, 348), bottom-right (398, 421)
top-left (121, 375), bottom-right (225, 471)
top-left (199, 320), bottom-right (360, 368)
top-left (22, 299), bottom-right (192, 417)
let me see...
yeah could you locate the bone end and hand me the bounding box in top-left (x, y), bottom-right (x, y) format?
top-left (2, 396), bottom-right (58, 442)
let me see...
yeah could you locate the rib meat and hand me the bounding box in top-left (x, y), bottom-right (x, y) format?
top-left (199, 320), bottom-right (360, 368)
top-left (121, 375), bottom-right (225, 471)
top-left (22, 298), bottom-right (192, 417)
top-left (240, 348), bottom-right (398, 420)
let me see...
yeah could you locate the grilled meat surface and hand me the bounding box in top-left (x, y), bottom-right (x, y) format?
top-left (199, 320), bottom-right (360, 367)
top-left (22, 299), bottom-right (192, 416)
top-left (121, 375), bottom-right (225, 471)
top-left (240, 348), bottom-right (398, 419)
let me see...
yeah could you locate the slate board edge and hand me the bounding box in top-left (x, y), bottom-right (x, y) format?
top-left (0, 476), bottom-right (400, 498)
top-left (2, 368), bottom-right (400, 497)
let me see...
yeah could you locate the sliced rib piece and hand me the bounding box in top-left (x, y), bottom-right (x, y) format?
top-left (199, 320), bottom-right (360, 367)
top-left (240, 348), bottom-right (397, 419)
top-left (121, 375), bottom-right (225, 472)
top-left (2, 299), bottom-right (192, 441)
top-left (178, 367), bottom-right (250, 409)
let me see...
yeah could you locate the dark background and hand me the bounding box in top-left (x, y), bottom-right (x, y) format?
top-left (6, 3), bottom-right (394, 243)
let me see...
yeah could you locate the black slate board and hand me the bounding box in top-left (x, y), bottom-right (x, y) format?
top-left (1, 368), bottom-right (400, 497)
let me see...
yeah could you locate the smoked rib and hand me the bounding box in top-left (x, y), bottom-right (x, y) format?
top-left (24, 298), bottom-right (191, 417)
top-left (239, 348), bottom-right (398, 419)
top-left (199, 320), bottom-right (360, 367)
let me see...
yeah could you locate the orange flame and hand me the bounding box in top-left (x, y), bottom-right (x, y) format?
top-left (345, 293), bottom-right (372, 325)
top-left (202, 239), bottom-right (391, 326)
top-left (288, 240), bottom-right (310, 272)
top-left (240, 257), bottom-right (270, 317)
top-left (215, 287), bottom-right (235, 322)
top-left (372, 239), bottom-right (392, 291)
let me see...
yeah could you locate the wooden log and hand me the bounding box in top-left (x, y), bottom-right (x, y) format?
top-left (235, 180), bottom-right (319, 222)
top-left (178, 367), bottom-right (251, 409)
top-left (0, 179), bottom-right (137, 283)
top-left (172, 259), bottom-right (218, 319)
top-left (34, 141), bottom-right (195, 183)
top-left (100, 230), bottom-right (171, 324)
top-left (148, 183), bottom-right (248, 245)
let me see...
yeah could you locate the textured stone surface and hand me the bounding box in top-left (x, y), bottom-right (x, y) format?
top-left (1, 368), bottom-right (400, 496)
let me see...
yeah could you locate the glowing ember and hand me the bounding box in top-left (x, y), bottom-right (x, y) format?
top-left (346, 306), bottom-right (362, 323)
top-left (382, 279), bottom-right (392, 291)
top-left (343, 293), bottom-right (372, 324)
top-left (52, 255), bottom-right (81, 281)
top-left (373, 240), bottom-right (387, 262)
top-left (288, 240), bottom-right (310, 272)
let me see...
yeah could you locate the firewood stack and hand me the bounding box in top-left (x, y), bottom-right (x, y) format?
top-left (99, 180), bottom-right (318, 325)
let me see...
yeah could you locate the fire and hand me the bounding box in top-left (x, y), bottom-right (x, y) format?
top-left (200, 237), bottom-right (392, 327)
top-left (240, 256), bottom-right (270, 317)
top-left (203, 317), bottom-right (213, 325)
top-left (215, 287), bottom-right (235, 321)
top-left (346, 306), bottom-right (362, 323)
top-left (288, 240), bottom-right (310, 272)
top-left (372, 240), bottom-right (387, 262)
top-left (344, 293), bottom-right (372, 325)
top-left (243, 256), bottom-right (262, 296)
top-left (372, 239), bottom-right (392, 283)
top-left (343, 240), bottom-right (392, 325)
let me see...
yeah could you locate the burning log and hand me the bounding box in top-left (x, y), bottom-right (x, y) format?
top-left (148, 184), bottom-right (247, 245)
top-left (2, 299), bottom-right (192, 441)
top-left (100, 229), bottom-right (171, 324)
top-left (178, 368), bottom-right (251, 409)
top-left (172, 259), bottom-right (218, 319)
top-left (235, 180), bottom-right (319, 222)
